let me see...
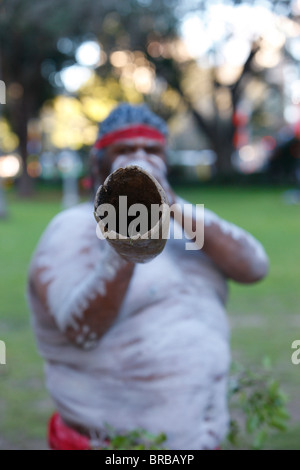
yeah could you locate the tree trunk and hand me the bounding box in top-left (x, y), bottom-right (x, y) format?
top-left (213, 123), bottom-right (236, 179)
top-left (214, 142), bottom-right (236, 178)
top-left (0, 177), bottom-right (8, 218)
top-left (10, 92), bottom-right (34, 197)
top-left (18, 167), bottom-right (34, 197)
top-left (0, 52), bottom-right (8, 215)
top-left (192, 108), bottom-right (236, 179)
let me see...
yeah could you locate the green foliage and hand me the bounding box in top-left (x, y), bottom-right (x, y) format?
top-left (98, 425), bottom-right (167, 450)
top-left (226, 358), bottom-right (290, 450)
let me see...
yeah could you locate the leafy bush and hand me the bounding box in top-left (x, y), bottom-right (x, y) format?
top-left (97, 426), bottom-right (167, 450)
top-left (226, 358), bottom-right (290, 449)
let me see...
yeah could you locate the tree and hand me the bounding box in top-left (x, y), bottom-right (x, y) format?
top-left (1, 0), bottom-right (299, 188)
top-left (144, 0), bottom-right (300, 178)
top-left (0, 0), bottom-right (178, 195)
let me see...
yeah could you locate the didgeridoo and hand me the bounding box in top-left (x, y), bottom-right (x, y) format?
top-left (94, 165), bottom-right (170, 264)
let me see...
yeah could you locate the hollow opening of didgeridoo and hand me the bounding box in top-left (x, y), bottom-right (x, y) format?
top-left (94, 166), bottom-right (168, 239)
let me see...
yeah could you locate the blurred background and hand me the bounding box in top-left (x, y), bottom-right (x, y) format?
top-left (0, 0), bottom-right (300, 449)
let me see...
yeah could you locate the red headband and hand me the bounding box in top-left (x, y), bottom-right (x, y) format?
top-left (94, 124), bottom-right (166, 150)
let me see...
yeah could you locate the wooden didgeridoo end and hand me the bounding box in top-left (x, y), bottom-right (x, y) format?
top-left (94, 165), bottom-right (170, 264)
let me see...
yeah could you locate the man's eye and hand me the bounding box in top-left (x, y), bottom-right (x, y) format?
top-left (116, 147), bottom-right (130, 154)
top-left (146, 147), bottom-right (160, 154)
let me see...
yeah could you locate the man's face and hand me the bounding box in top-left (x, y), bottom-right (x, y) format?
top-left (99, 137), bottom-right (168, 183)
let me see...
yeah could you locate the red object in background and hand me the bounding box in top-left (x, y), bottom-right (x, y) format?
top-left (80, 176), bottom-right (93, 191)
top-left (261, 135), bottom-right (276, 152)
top-left (294, 120), bottom-right (300, 139)
top-left (233, 130), bottom-right (249, 149)
top-left (232, 111), bottom-right (248, 128)
top-left (232, 111), bottom-right (249, 149)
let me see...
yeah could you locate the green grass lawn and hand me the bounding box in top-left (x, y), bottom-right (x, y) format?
top-left (0, 184), bottom-right (300, 449)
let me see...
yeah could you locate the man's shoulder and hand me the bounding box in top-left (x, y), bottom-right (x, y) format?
top-left (46, 202), bottom-right (95, 231)
top-left (49, 202), bottom-right (94, 227)
top-left (37, 202), bottom-right (96, 250)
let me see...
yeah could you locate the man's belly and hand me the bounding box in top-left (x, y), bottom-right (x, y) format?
top-left (44, 292), bottom-right (230, 450)
top-left (41, 229), bottom-right (231, 449)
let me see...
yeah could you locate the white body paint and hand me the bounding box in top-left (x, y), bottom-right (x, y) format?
top-left (203, 207), bottom-right (267, 264)
top-left (28, 201), bottom-right (238, 450)
top-left (30, 204), bottom-right (126, 332)
top-left (176, 196), bottom-right (268, 275)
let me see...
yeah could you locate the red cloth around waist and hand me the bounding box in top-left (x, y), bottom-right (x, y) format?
top-left (48, 412), bottom-right (221, 450)
top-left (48, 412), bottom-right (91, 450)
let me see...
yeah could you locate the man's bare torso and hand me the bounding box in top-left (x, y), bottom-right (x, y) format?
top-left (28, 202), bottom-right (230, 450)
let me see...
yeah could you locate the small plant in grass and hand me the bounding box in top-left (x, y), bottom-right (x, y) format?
top-left (226, 357), bottom-right (290, 449)
top-left (97, 425), bottom-right (168, 450)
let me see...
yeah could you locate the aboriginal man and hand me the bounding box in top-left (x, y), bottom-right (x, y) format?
top-left (27, 103), bottom-right (269, 450)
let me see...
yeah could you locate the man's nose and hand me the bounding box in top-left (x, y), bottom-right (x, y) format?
top-left (127, 148), bottom-right (148, 159)
top-left (119, 150), bottom-right (155, 174)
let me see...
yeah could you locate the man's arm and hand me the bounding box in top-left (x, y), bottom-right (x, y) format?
top-left (172, 198), bottom-right (269, 284)
top-left (137, 167), bottom-right (269, 284)
top-left (28, 207), bottom-right (135, 349)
